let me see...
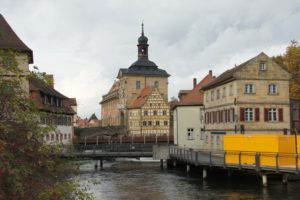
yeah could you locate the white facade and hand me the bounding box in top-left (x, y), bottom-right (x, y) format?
top-left (173, 106), bottom-right (206, 150)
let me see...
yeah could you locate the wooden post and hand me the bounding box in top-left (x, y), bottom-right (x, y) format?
top-left (160, 159), bottom-right (164, 169)
top-left (262, 174), bottom-right (267, 187)
top-left (186, 164), bottom-right (190, 173)
top-left (100, 158), bottom-right (103, 170)
top-left (203, 168), bottom-right (207, 179)
top-left (282, 174), bottom-right (288, 185)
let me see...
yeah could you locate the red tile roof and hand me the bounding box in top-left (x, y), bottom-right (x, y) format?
top-left (175, 72), bottom-right (214, 108)
top-left (128, 86), bottom-right (154, 109)
top-left (0, 14), bottom-right (33, 63)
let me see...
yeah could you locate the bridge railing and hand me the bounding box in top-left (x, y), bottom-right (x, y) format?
top-left (72, 143), bottom-right (154, 153)
top-left (170, 146), bottom-right (300, 173)
top-left (77, 134), bottom-right (174, 145)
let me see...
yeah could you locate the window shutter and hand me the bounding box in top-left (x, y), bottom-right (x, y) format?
top-left (240, 107), bottom-right (245, 122)
top-left (279, 108), bottom-right (283, 122)
top-left (255, 108), bottom-right (260, 122)
top-left (264, 108), bottom-right (268, 122)
top-left (224, 110), bottom-right (227, 123)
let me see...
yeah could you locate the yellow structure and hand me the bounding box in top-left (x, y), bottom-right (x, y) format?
top-left (224, 134), bottom-right (300, 167)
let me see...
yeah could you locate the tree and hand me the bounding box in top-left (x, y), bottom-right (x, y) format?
top-left (0, 50), bottom-right (93, 200)
top-left (273, 40), bottom-right (300, 99)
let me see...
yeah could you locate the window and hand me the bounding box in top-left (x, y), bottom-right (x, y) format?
top-left (222, 87), bottom-right (226, 98)
top-left (148, 121), bottom-right (152, 126)
top-left (143, 121), bottom-right (147, 126)
top-left (45, 134), bottom-right (49, 141)
top-left (136, 81), bottom-right (141, 89)
top-left (154, 81), bottom-right (159, 88)
top-left (164, 121), bottom-right (168, 126)
top-left (144, 111), bottom-right (148, 116)
top-left (245, 84), bottom-right (254, 94)
top-left (153, 110), bottom-right (157, 116)
top-left (206, 92), bottom-right (209, 102)
top-left (155, 121), bottom-right (160, 126)
top-left (229, 85), bottom-right (233, 96)
top-left (268, 108), bottom-right (277, 121)
top-left (211, 135), bottom-right (214, 144)
top-left (187, 128), bottom-right (194, 140)
top-left (216, 89), bottom-right (220, 99)
top-left (268, 84), bottom-right (277, 94)
top-left (211, 91), bottom-right (214, 101)
top-left (245, 108), bottom-right (254, 121)
top-left (163, 110), bottom-right (167, 115)
top-left (260, 62), bottom-right (267, 70)
top-left (200, 130), bottom-right (204, 140)
top-left (216, 135), bottom-right (220, 145)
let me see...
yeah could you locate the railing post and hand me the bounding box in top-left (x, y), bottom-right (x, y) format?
top-left (96, 136), bottom-right (99, 146)
top-left (131, 135), bottom-right (134, 144)
top-left (238, 152), bottom-right (242, 169)
top-left (275, 153), bottom-right (279, 172)
top-left (255, 152), bottom-right (260, 171)
top-left (209, 151), bottom-right (212, 166)
top-left (144, 135), bottom-right (146, 144)
top-left (155, 134), bottom-right (158, 144)
top-left (296, 153), bottom-right (299, 173)
top-left (195, 151), bottom-right (198, 165)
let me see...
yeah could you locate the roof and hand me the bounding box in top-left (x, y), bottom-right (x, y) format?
top-left (100, 80), bottom-right (120, 104)
top-left (29, 77), bottom-right (67, 99)
top-left (201, 53), bottom-right (265, 90)
top-left (88, 113), bottom-right (98, 122)
top-left (118, 58), bottom-right (170, 77)
top-left (128, 86), bottom-right (154, 109)
top-left (174, 72), bottom-right (214, 108)
top-left (29, 76), bottom-right (76, 115)
top-left (69, 98), bottom-right (77, 106)
top-left (0, 14), bottom-right (33, 63)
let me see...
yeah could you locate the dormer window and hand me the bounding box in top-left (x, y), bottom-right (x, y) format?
top-left (154, 81), bottom-right (159, 88)
top-left (259, 62), bottom-right (267, 70)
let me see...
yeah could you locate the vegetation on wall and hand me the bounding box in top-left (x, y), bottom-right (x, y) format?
top-left (0, 50), bottom-right (94, 200)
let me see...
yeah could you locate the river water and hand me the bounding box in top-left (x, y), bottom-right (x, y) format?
top-left (75, 159), bottom-right (300, 200)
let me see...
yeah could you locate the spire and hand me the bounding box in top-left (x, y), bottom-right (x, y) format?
top-left (137, 22), bottom-right (149, 60)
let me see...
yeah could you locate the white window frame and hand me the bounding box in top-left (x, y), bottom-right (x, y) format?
top-left (136, 80), bottom-right (141, 89)
top-left (268, 84), bottom-right (277, 95)
top-left (211, 91), bottom-right (214, 101)
top-left (245, 84), bottom-right (254, 94)
top-left (222, 87), bottom-right (226, 98)
top-left (229, 85), bottom-right (233, 96)
top-left (216, 89), bottom-right (220, 99)
top-left (187, 128), bottom-right (194, 140)
top-left (245, 108), bottom-right (254, 121)
top-left (260, 62), bottom-right (267, 70)
top-left (268, 108), bottom-right (278, 122)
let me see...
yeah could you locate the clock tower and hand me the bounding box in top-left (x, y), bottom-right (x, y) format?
top-left (137, 23), bottom-right (149, 60)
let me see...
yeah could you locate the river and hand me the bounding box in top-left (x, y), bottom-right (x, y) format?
top-left (75, 159), bottom-right (300, 200)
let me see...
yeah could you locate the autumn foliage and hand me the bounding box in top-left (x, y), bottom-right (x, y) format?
top-left (0, 50), bottom-right (93, 199)
top-left (273, 41), bottom-right (300, 100)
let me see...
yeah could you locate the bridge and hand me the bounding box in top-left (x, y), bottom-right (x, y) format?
top-left (59, 143), bottom-right (300, 186)
top-left (169, 146), bottom-right (300, 187)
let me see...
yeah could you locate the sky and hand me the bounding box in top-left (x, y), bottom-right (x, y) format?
top-left (1, 0), bottom-right (300, 118)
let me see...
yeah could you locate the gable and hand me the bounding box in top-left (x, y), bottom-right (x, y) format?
top-left (234, 53), bottom-right (290, 80)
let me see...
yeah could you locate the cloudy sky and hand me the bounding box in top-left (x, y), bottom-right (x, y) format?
top-left (1, 0), bottom-right (300, 118)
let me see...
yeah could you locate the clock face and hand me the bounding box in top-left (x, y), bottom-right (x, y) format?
top-left (141, 48), bottom-right (145, 53)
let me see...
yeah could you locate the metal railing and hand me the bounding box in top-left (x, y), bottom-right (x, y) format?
top-left (170, 146), bottom-right (300, 174)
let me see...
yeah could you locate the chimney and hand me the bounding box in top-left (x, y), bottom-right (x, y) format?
top-left (45, 74), bottom-right (54, 88)
top-left (209, 70), bottom-right (212, 76)
top-left (193, 78), bottom-right (197, 88)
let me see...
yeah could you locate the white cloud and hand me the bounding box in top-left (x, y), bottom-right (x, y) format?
top-left (1, 0), bottom-right (300, 117)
